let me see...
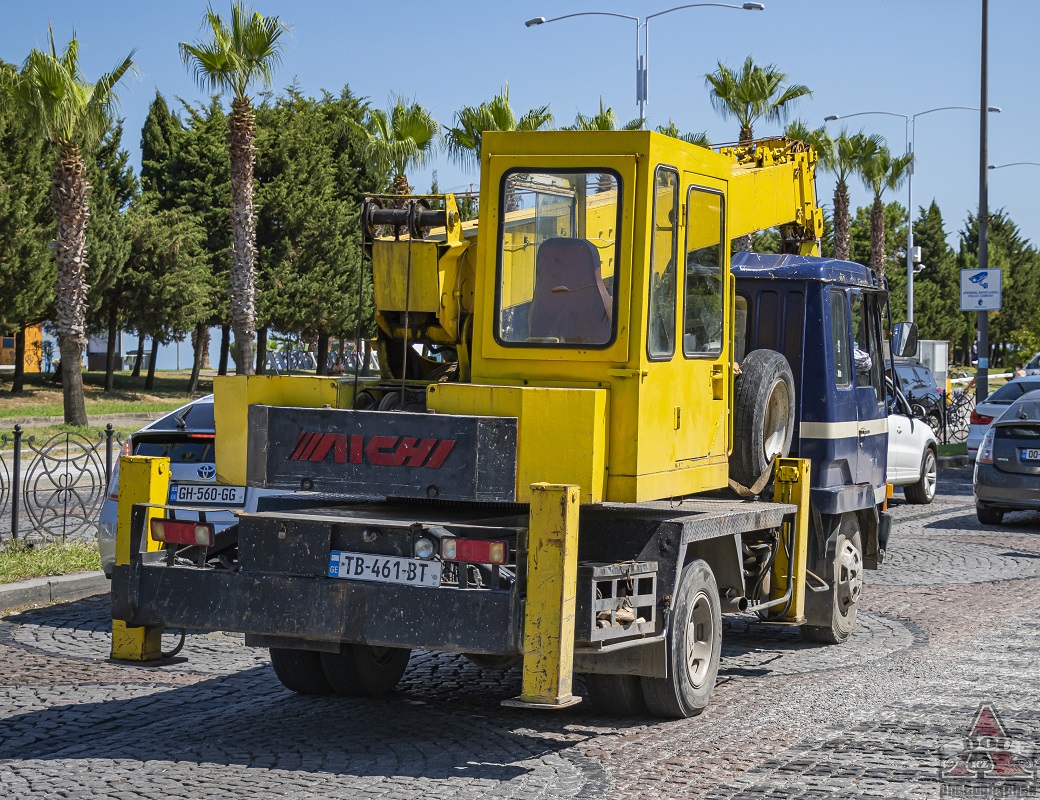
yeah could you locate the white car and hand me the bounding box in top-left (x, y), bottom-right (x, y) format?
top-left (966, 376), bottom-right (1040, 459)
top-left (887, 383), bottom-right (938, 504)
top-left (99, 395), bottom-right (289, 576)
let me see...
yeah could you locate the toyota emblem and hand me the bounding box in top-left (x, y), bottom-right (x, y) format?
top-left (197, 464), bottom-right (216, 480)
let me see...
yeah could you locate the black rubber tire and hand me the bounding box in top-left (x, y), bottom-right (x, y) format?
top-left (320, 645), bottom-right (411, 697)
top-left (731, 349), bottom-right (796, 489)
top-left (976, 504), bottom-right (1004, 525)
top-left (904, 448), bottom-right (937, 505)
top-left (584, 673), bottom-right (648, 717)
top-left (463, 653), bottom-right (521, 671)
top-left (641, 559), bottom-right (722, 719)
top-left (269, 647), bottom-right (334, 695)
top-left (801, 516), bottom-right (863, 645)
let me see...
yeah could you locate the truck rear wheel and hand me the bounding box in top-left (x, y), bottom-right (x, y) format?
top-left (584, 673), bottom-right (647, 717)
top-left (320, 645), bottom-right (411, 696)
top-left (269, 647), bottom-right (334, 695)
top-left (640, 559), bottom-right (721, 719)
top-left (801, 516), bottom-right (863, 645)
top-left (731, 350), bottom-right (795, 490)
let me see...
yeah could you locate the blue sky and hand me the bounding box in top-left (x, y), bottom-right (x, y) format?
top-left (2, 1), bottom-right (1036, 365)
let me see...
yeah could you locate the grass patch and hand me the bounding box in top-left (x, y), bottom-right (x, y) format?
top-left (0, 539), bottom-right (101, 584)
top-left (9, 423), bottom-right (139, 443)
top-left (939, 442), bottom-right (967, 457)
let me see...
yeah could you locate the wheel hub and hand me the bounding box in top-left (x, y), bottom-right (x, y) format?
top-left (835, 540), bottom-right (863, 613)
top-left (684, 591), bottom-right (715, 688)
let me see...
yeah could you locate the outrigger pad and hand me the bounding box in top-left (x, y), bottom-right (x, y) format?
top-left (247, 405), bottom-right (518, 502)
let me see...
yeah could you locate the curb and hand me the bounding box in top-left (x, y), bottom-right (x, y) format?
top-left (0, 571), bottom-right (108, 615)
top-left (938, 455), bottom-right (970, 468)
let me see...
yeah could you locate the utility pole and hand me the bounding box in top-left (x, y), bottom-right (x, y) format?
top-left (977, 0), bottom-right (990, 403)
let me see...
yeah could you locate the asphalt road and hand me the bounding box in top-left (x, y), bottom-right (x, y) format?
top-left (1, 466), bottom-right (1038, 799)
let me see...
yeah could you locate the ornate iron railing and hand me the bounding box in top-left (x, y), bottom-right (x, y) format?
top-left (0, 424), bottom-right (120, 544)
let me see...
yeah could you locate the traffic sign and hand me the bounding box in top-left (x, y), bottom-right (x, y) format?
top-left (960, 268), bottom-right (1002, 311)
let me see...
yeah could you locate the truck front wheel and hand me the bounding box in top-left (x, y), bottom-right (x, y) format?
top-left (801, 515), bottom-right (863, 644)
top-left (320, 645), bottom-right (411, 696)
top-left (640, 559), bottom-right (722, 718)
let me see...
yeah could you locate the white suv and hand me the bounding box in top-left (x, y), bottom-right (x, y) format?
top-left (887, 381), bottom-right (938, 504)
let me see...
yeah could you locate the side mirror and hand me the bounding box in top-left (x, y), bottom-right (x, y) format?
top-left (892, 322), bottom-right (919, 358)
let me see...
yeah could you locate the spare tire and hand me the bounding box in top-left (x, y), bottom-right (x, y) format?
top-left (730, 349), bottom-right (796, 489)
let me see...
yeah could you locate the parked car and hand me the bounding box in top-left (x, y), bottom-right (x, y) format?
top-left (966, 376), bottom-right (1040, 459)
top-left (974, 389), bottom-right (1040, 524)
top-left (891, 360), bottom-right (944, 431)
top-left (99, 395), bottom-right (287, 576)
top-left (1025, 351), bottom-right (1040, 376)
top-left (886, 381), bottom-right (938, 504)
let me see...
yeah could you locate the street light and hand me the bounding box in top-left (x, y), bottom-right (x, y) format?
top-left (824, 106), bottom-right (1001, 324)
top-left (525, 3), bottom-right (764, 125)
top-left (989, 162), bottom-right (1040, 170)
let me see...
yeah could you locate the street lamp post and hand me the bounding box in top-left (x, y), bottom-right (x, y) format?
top-left (525, 3), bottom-right (764, 126)
top-left (824, 106), bottom-right (1000, 324)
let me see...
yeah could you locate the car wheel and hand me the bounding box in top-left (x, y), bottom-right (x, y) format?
top-left (904, 448), bottom-right (937, 505)
top-left (976, 504), bottom-right (1004, 525)
top-left (641, 559), bottom-right (722, 719)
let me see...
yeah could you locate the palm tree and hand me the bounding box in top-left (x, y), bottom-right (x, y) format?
top-left (859, 146), bottom-right (914, 275)
top-left (355, 97), bottom-right (439, 196)
top-left (1, 30), bottom-right (135, 425)
top-left (705, 56), bottom-right (811, 144)
top-left (567, 98), bottom-right (642, 131)
top-left (445, 85), bottom-right (552, 171)
top-left (831, 131), bottom-right (884, 261)
top-left (180, 1), bottom-right (288, 376)
top-left (656, 120), bottom-right (711, 148)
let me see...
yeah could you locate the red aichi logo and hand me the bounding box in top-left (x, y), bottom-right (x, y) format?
top-left (288, 431), bottom-right (456, 469)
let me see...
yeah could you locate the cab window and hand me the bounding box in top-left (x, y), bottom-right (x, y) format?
top-left (647, 167), bottom-right (678, 359)
top-left (830, 290), bottom-right (851, 388)
top-left (496, 169), bottom-right (621, 348)
top-left (683, 187), bottom-right (724, 357)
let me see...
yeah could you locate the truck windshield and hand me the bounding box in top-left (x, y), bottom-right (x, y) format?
top-left (496, 169), bottom-right (620, 347)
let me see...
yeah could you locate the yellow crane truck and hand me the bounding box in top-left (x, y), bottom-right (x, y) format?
top-left (111, 130), bottom-right (912, 719)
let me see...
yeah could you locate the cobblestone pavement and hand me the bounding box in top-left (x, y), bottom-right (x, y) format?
top-left (2, 466), bottom-right (1039, 799)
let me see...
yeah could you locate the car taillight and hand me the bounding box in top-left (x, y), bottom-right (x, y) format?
top-left (150, 518), bottom-right (215, 547)
top-left (977, 429), bottom-right (997, 465)
top-left (440, 537), bottom-right (508, 565)
top-left (970, 410), bottom-right (994, 426)
top-left (107, 438), bottom-right (133, 500)
top-left (188, 433), bottom-right (215, 440)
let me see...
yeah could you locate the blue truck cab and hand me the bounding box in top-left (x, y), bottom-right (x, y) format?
top-left (733, 252), bottom-right (894, 641)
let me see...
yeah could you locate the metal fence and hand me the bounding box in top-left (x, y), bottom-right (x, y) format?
top-left (0, 425), bottom-right (120, 544)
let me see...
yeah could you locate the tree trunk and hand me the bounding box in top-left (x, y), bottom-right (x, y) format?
top-left (362, 338), bottom-right (372, 375)
top-left (869, 196), bottom-right (886, 275)
top-left (52, 142), bottom-right (91, 427)
top-left (145, 338), bottom-right (159, 390)
top-left (201, 325), bottom-right (211, 370)
top-left (132, 334), bottom-right (145, 378)
top-left (218, 323), bottom-right (230, 376)
top-left (228, 97), bottom-right (258, 376)
top-left (188, 321), bottom-right (206, 395)
top-left (256, 325), bottom-right (268, 375)
top-left (316, 331), bottom-right (329, 375)
top-left (11, 328), bottom-right (25, 394)
top-left (104, 305), bottom-right (118, 392)
top-left (833, 181), bottom-right (851, 261)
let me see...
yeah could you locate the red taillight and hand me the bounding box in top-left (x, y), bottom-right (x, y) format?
top-left (150, 518), bottom-right (215, 547)
top-left (970, 410), bottom-right (994, 426)
top-left (440, 538), bottom-right (508, 565)
top-left (188, 433), bottom-right (216, 440)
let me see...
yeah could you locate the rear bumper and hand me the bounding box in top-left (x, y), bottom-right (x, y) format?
top-left (111, 563), bottom-right (521, 655)
top-left (974, 464), bottom-right (1040, 510)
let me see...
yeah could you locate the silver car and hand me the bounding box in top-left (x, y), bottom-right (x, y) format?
top-left (966, 376), bottom-right (1040, 459)
top-left (99, 395), bottom-right (283, 576)
top-left (973, 389), bottom-right (1040, 524)
top-left (887, 382), bottom-right (938, 504)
